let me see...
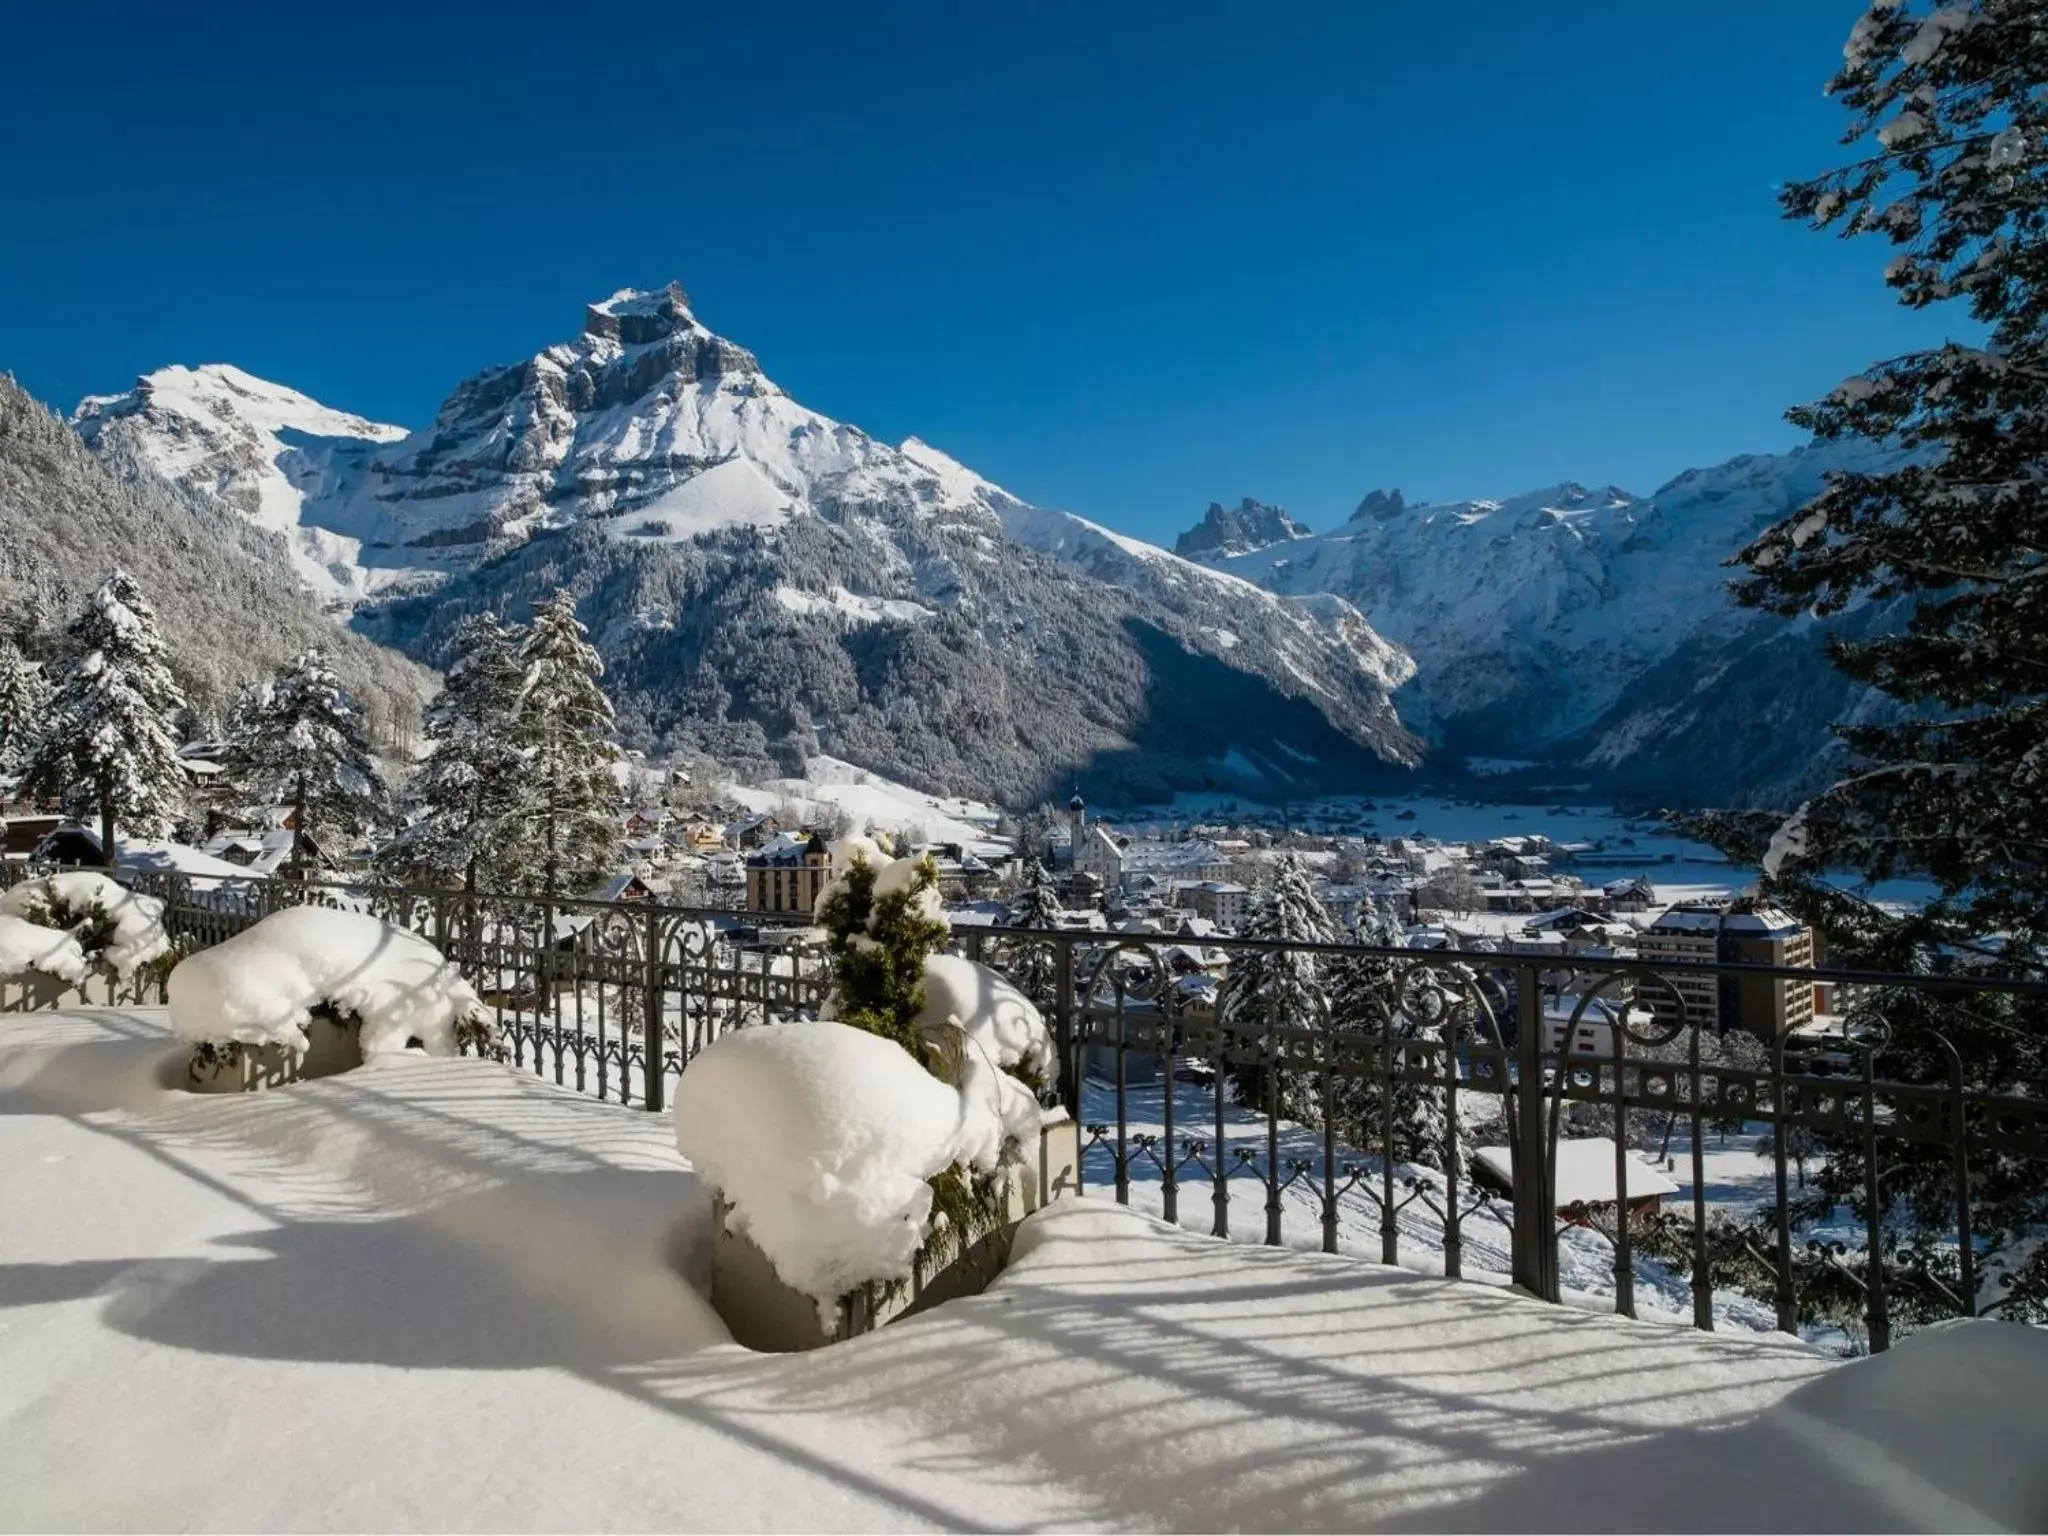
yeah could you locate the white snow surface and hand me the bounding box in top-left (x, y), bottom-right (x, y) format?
top-left (672, 1021), bottom-right (1007, 1317)
top-left (0, 913), bottom-right (90, 984)
top-left (5, 1005), bottom-right (2046, 1532)
top-left (729, 754), bottom-right (1002, 853)
top-left (0, 871), bottom-right (170, 978)
top-left (917, 953), bottom-right (1054, 1085)
top-left (165, 906), bottom-right (484, 1057)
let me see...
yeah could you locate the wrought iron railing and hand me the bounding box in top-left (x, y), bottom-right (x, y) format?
top-left (4, 861), bottom-right (2042, 1352)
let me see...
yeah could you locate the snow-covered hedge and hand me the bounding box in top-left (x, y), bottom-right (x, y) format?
top-left (0, 913), bottom-right (91, 986)
top-left (167, 905), bottom-right (490, 1059)
top-left (675, 1020), bottom-right (1039, 1320)
top-left (0, 871), bottom-right (170, 979)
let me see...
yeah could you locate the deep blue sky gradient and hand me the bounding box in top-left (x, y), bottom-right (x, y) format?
top-left (0, 2), bottom-right (1956, 542)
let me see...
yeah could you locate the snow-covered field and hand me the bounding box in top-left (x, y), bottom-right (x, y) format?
top-left (726, 754), bottom-right (1005, 853)
top-left (5, 1008), bottom-right (2041, 1532)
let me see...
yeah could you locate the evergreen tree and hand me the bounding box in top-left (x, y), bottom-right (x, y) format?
top-left (231, 649), bottom-right (385, 873)
top-left (1690, 3), bottom-right (2048, 1334)
top-left (382, 614), bottom-right (526, 891)
top-left (21, 571), bottom-right (188, 861)
top-left (508, 590), bottom-right (622, 898)
top-left (0, 637), bottom-right (50, 776)
top-left (1731, 0), bottom-right (2048, 947)
top-left (1327, 896), bottom-right (1457, 1170)
top-left (1002, 858), bottom-right (1066, 1011)
top-left (817, 848), bottom-right (951, 1057)
top-left (1221, 854), bottom-right (1335, 1117)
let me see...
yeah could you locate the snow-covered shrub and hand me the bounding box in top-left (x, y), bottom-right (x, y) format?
top-left (167, 905), bottom-right (491, 1060)
top-left (0, 871), bottom-right (170, 979)
top-left (683, 837), bottom-right (1050, 1320)
top-left (674, 1019), bottom-right (1035, 1322)
top-left (0, 913), bottom-right (91, 985)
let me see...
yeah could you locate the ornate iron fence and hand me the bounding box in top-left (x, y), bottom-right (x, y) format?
top-left (4, 860), bottom-right (2042, 1352)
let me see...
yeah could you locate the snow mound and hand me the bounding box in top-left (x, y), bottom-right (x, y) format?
top-left (166, 906), bottom-right (487, 1058)
top-left (919, 954), bottom-right (1054, 1086)
top-left (0, 913), bottom-right (91, 984)
top-left (674, 1022), bottom-right (985, 1315)
top-left (673, 1019), bottom-right (1043, 1317)
top-left (0, 871), bottom-right (169, 978)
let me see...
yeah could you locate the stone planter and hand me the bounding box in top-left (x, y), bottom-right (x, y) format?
top-left (708, 1106), bottom-right (1080, 1352)
top-left (185, 1012), bottom-right (364, 1094)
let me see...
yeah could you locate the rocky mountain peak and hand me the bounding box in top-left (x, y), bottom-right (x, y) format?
top-left (1174, 497), bottom-right (1311, 559)
top-left (1349, 488), bottom-right (1406, 522)
top-left (583, 283), bottom-right (699, 345)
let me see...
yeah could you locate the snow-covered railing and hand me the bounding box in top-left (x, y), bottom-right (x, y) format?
top-left (12, 859), bottom-right (2045, 1355)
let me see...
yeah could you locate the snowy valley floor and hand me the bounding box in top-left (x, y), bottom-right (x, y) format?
top-left (3, 1009), bottom-right (2044, 1532)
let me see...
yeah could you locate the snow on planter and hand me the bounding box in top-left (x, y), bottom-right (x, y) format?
top-left (0, 871), bottom-right (169, 978)
top-left (674, 1020), bottom-right (1033, 1321)
top-left (918, 953), bottom-right (1054, 1086)
top-left (0, 913), bottom-right (91, 985)
top-left (167, 905), bottom-right (489, 1058)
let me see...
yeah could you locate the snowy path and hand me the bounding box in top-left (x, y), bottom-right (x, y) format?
top-left (2, 1009), bottom-right (2041, 1532)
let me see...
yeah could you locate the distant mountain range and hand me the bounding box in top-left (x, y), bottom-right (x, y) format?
top-left (1173, 442), bottom-right (1913, 806)
top-left (38, 280), bottom-right (1897, 809)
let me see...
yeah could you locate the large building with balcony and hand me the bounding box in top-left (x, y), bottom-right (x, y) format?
top-left (744, 831), bottom-right (830, 919)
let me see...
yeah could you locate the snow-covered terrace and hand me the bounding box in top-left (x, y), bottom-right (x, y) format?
top-left (4, 1007), bottom-right (2040, 1531)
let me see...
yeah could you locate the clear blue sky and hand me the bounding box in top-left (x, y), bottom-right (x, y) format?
top-left (0, 2), bottom-right (1954, 543)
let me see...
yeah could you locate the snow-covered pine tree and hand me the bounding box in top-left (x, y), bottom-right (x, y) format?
top-left (1002, 858), bottom-right (1066, 1011)
top-left (1693, 3), bottom-right (2048, 1332)
top-left (1732, 1), bottom-right (2048, 947)
top-left (0, 637), bottom-right (51, 776)
top-left (21, 571), bottom-right (188, 862)
top-left (508, 590), bottom-right (622, 899)
top-left (1221, 853), bottom-right (1334, 1118)
top-left (1326, 895), bottom-right (1457, 1170)
top-left (231, 649), bottom-right (385, 874)
top-left (381, 614), bottom-right (526, 891)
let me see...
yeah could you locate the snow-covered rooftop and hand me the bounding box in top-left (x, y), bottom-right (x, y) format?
top-left (1474, 1137), bottom-right (1682, 1205)
top-left (3, 1008), bottom-right (2041, 1530)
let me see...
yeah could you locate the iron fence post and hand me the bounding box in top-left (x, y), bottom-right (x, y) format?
top-left (1511, 961), bottom-right (1555, 1302)
top-left (642, 905), bottom-right (665, 1114)
top-left (1053, 939), bottom-right (1077, 1115)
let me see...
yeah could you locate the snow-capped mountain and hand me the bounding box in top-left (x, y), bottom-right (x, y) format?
top-left (74, 365), bottom-right (405, 609)
top-left (1181, 440), bottom-right (1914, 803)
top-left (0, 374), bottom-right (431, 740)
top-left (74, 285), bottom-right (1419, 804)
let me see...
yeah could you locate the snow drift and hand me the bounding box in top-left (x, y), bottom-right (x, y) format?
top-left (0, 870), bottom-right (169, 978)
top-left (0, 913), bottom-right (91, 985)
top-left (673, 1020), bottom-right (1033, 1319)
top-left (166, 905), bottom-right (488, 1058)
